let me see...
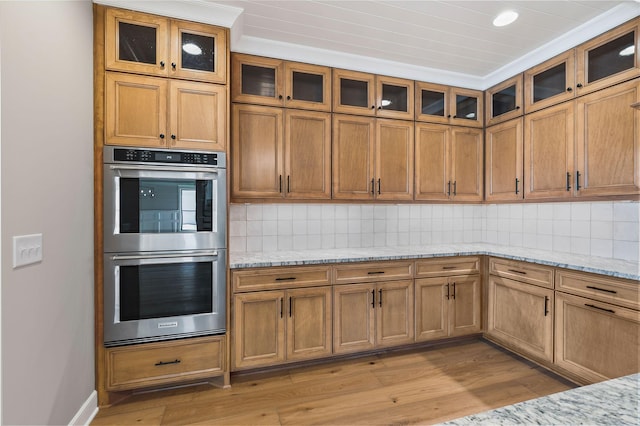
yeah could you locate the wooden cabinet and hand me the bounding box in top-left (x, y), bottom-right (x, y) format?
top-left (555, 291), bottom-right (639, 383)
top-left (524, 51), bottom-right (576, 113)
top-left (231, 104), bottom-right (331, 199)
top-left (105, 7), bottom-right (227, 83)
top-left (555, 269), bottom-right (639, 311)
top-left (415, 82), bottom-right (483, 128)
top-left (485, 75), bottom-right (523, 126)
top-left (332, 115), bottom-right (414, 200)
top-left (333, 69), bottom-right (414, 119)
top-left (231, 54), bottom-right (331, 111)
top-left (105, 335), bottom-right (225, 391)
top-left (485, 118), bottom-right (524, 201)
top-left (232, 286), bottom-right (332, 370)
top-left (414, 257), bottom-right (482, 342)
top-left (574, 79), bottom-right (640, 197)
top-left (105, 72), bottom-right (226, 150)
top-left (415, 123), bottom-right (483, 201)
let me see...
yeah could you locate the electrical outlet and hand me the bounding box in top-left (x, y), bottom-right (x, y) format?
top-left (13, 234), bottom-right (43, 268)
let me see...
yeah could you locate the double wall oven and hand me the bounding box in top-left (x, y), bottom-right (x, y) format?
top-left (103, 146), bottom-right (227, 346)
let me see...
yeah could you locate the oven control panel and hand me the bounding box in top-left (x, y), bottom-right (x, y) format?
top-left (112, 148), bottom-right (219, 166)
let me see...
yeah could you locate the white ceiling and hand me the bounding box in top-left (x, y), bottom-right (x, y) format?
top-left (97, 0), bottom-right (640, 88)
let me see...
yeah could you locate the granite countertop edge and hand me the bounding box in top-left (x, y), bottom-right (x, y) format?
top-left (229, 244), bottom-right (640, 281)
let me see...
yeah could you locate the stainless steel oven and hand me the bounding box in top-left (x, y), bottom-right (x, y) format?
top-left (103, 250), bottom-right (226, 346)
top-left (103, 146), bottom-right (226, 253)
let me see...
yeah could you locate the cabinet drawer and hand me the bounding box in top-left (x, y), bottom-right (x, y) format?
top-left (415, 257), bottom-right (479, 277)
top-left (489, 258), bottom-right (554, 289)
top-left (333, 261), bottom-right (413, 284)
top-left (556, 269), bottom-right (639, 310)
top-left (106, 336), bottom-right (225, 391)
top-left (233, 266), bottom-right (331, 292)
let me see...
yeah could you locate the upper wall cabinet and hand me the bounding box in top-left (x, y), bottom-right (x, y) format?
top-left (485, 75), bottom-right (523, 126)
top-left (415, 82), bottom-right (483, 128)
top-left (333, 69), bottom-right (414, 119)
top-left (231, 54), bottom-right (331, 111)
top-left (575, 18), bottom-right (639, 96)
top-left (524, 50), bottom-right (576, 113)
top-left (105, 8), bottom-right (227, 84)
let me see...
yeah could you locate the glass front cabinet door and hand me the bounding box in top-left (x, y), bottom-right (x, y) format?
top-left (415, 82), bottom-right (483, 128)
top-left (106, 8), bottom-right (227, 83)
top-left (376, 76), bottom-right (414, 120)
top-left (524, 51), bottom-right (575, 113)
top-left (576, 18), bottom-right (639, 96)
top-left (333, 69), bottom-right (376, 116)
top-left (486, 75), bottom-right (523, 126)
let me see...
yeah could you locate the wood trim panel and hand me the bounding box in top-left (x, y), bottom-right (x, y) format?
top-left (415, 257), bottom-right (480, 278)
top-left (333, 261), bottom-right (414, 284)
top-left (232, 266), bottom-right (331, 293)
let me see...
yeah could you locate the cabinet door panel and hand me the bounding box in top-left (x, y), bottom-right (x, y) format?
top-left (285, 62), bottom-right (331, 111)
top-left (486, 75), bottom-right (523, 126)
top-left (231, 105), bottom-right (283, 198)
top-left (231, 54), bottom-right (284, 106)
top-left (376, 280), bottom-right (414, 347)
top-left (170, 20), bottom-right (226, 83)
top-left (286, 287), bottom-right (332, 361)
top-left (170, 81), bottom-right (226, 151)
top-left (450, 88), bottom-right (484, 128)
top-left (575, 79), bottom-right (640, 197)
top-left (105, 73), bottom-right (167, 148)
top-left (555, 292), bottom-right (640, 383)
top-left (333, 69), bottom-right (376, 116)
top-left (233, 292), bottom-right (285, 370)
top-left (524, 101), bottom-right (574, 199)
top-left (333, 284), bottom-right (375, 354)
top-left (485, 118), bottom-right (524, 201)
top-left (415, 278), bottom-right (449, 341)
top-left (525, 51), bottom-right (575, 113)
top-left (376, 76), bottom-right (414, 120)
top-left (285, 110), bottom-right (331, 199)
top-left (450, 127), bottom-right (483, 201)
top-left (487, 277), bottom-right (554, 363)
top-left (376, 119), bottom-right (414, 200)
top-left (415, 123), bottom-right (449, 200)
top-left (450, 275), bottom-right (481, 337)
top-left (415, 82), bottom-right (449, 124)
top-left (332, 115), bottom-right (375, 200)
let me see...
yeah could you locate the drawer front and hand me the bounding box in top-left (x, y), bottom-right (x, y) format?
top-left (232, 266), bottom-right (331, 292)
top-left (333, 261), bottom-right (413, 284)
top-left (415, 257), bottom-right (479, 277)
top-left (106, 336), bottom-right (224, 391)
top-left (489, 258), bottom-right (554, 289)
top-left (556, 269), bottom-right (639, 310)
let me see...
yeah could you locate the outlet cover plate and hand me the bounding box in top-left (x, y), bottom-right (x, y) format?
top-left (13, 234), bottom-right (43, 268)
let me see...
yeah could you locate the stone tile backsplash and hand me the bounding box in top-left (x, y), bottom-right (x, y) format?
top-left (229, 201), bottom-right (640, 262)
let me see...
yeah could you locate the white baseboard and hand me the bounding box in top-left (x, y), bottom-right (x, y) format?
top-left (69, 390), bottom-right (98, 426)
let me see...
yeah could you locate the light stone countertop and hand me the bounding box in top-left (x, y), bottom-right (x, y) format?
top-left (230, 243), bottom-right (640, 281)
top-left (441, 373), bottom-right (640, 425)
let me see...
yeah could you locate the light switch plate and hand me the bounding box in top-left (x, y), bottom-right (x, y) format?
top-left (13, 234), bottom-right (43, 268)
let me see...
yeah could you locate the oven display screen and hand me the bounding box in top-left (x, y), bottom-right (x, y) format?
top-left (155, 152), bottom-right (181, 162)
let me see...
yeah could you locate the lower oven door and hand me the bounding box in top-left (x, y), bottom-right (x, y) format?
top-left (103, 250), bottom-right (226, 346)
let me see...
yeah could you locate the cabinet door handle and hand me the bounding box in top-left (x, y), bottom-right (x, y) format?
top-left (567, 87), bottom-right (573, 92)
top-left (155, 359), bottom-right (180, 366)
top-left (379, 289), bottom-right (383, 307)
top-left (371, 105), bottom-right (376, 110)
top-left (447, 181), bottom-right (451, 196)
top-left (159, 61), bottom-right (166, 68)
top-left (289, 297), bottom-right (293, 318)
top-left (452, 282), bottom-right (456, 300)
top-left (586, 285), bottom-right (617, 294)
top-left (371, 178), bottom-right (375, 194)
top-left (371, 289), bottom-right (375, 308)
top-left (286, 95), bottom-right (291, 101)
top-left (508, 269), bottom-right (527, 275)
top-left (515, 178), bottom-right (520, 195)
top-left (377, 178), bottom-right (381, 195)
top-left (275, 277), bottom-right (297, 281)
top-left (566, 172), bottom-right (572, 191)
top-left (278, 95), bottom-right (283, 100)
top-left (279, 175), bottom-right (283, 193)
top-left (453, 181), bottom-right (457, 196)
top-left (171, 62), bottom-right (177, 70)
top-left (287, 175), bottom-right (291, 193)
top-left (585, 303), bottom-right (615, 314)
top-left (280, 297), bottom-right (284, 318)
top-left (446, 283), bottom-right (450, 300)
top-left (576, 83), bottom-right (583, 88)
top-left (159, 133), bottom-right (165, 139)
top-left (576, 170), bottom-right (581, 191)
top-left (544, 296), bottom-right (549, 316)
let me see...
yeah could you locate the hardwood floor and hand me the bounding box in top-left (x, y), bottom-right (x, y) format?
top-left (92, 339), bottom-right (574, 425)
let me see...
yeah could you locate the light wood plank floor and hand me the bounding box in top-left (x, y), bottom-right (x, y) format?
top-left (92, 339), bottom-right (575, 425)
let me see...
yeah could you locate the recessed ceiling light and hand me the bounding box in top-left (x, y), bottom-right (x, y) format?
top-left (619, 45), bottom-right (635, 57)
top-left (493, 10), bottom-right (518, 27)
top-left (182, 43), bottom-right (202, 55)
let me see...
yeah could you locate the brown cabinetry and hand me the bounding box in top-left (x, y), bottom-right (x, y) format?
top-left (485, 118), bottom-right (524, 201)
top-left (332, 115), bottom-right (414, 200)
top-left (415, 82), bottom-right (483, 128)
top-left (415, 123), bottom-right (483, 201)
top-left (485, 75), bottom-right (523, 126)
top-left (231, 104), bottom-right (331, 200)
top-left (231, 54), bottom-right (331, 111)
top-left (414, 257), bottom-right (481, 342)
top-left (105, 7), bottom-right (227, 83)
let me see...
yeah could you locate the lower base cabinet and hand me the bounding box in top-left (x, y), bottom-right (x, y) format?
top-left (555, 291), bottom-right (640, 383)
top-left (486, 276), bottom-right (554, 363)
top-left (105, 335), bottom-right (226, 391)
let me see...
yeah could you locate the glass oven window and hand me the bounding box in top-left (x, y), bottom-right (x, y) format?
top-left (119, 261), bottom-right (213, 321)
top-left (119, 178), bottom-right (215, 233)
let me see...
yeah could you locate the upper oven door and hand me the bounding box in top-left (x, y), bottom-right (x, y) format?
top-left (103, 163), bottom-right (227, 252)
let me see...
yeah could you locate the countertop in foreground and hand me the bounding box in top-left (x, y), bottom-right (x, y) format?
top-left (441, 373), bottom-right (639, 425)
top-left (230, 244), bottom-right (640, 281)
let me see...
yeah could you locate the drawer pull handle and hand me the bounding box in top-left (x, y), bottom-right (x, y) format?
top-left (586, 285), bottom-right (617, 294)
top-left (508, 269), bottom-right (527, 275)
top-left (446, 283), bottom-right (450, 300)
top-left (368, 271), bottom-right (385, 275)
top-left (379, 289), bottom-right (383, 307)
top-left (544, 296), bottom-right (549, 316)
top-left (371, 289), bottom-right (375, 308)
top-left (585, 304), bottom-right (615, 314)
top-left (442, 266), bottom-right (457, 270)
top-left (155, 359), bottom-right (181, 367)
top-left (452, 282), bottom-right (456, 300)
top-left (275, 277), bottom-right (297, 281)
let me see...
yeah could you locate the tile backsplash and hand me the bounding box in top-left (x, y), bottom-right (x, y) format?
top-left (229, 201), bottom-right (640, 262)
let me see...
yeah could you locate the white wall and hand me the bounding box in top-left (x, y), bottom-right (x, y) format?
top-left (0, 1), bottom-right (95, 424)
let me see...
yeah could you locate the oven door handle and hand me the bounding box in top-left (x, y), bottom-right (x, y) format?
top-left (111, 251), bottom-right (219, 261)
top-left (108, 164), bottom-right (219, 175)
